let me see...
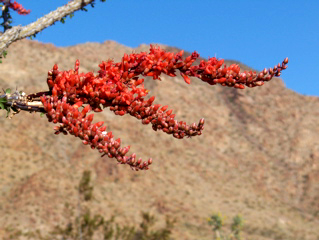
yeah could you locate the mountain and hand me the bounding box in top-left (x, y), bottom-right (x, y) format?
top-left (0, 39), bottom-right (318, 240)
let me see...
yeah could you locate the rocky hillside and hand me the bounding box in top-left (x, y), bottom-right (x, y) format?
top-left (0, 39), bottom-right (318, 240)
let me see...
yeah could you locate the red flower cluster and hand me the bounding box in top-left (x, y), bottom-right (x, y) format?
top-left (1, 0), bottom-right (30, 15)
top-left (41, 45), bottom-right (288, 170)
top-left (41, 95), bottom-right (152, 170)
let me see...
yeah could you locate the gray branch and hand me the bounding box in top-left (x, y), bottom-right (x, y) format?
top-left (0, 0), bottom-right (96, 55)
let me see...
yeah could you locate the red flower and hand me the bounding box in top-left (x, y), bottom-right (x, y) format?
top-left (1, 0), bottom-right (30, 15)
top-left (41, 45), bottom-right (288, 170)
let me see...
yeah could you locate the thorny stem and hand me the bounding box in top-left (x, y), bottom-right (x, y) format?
top-left (0, 0), bottom-right (98, 57)
top-left (0, 90), bottom-right (47, 115)
top-left (7, 101), bottom-right (44, 112)
top-left (26, 91), bottom-right (51, 100)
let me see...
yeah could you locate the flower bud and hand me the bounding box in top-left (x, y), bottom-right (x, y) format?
top-left (258, 72), bottom-right (264, 79)
top-left (284, 57), bottom-right (289, 64)
top-left (199, 118), bottom-right (205, 126)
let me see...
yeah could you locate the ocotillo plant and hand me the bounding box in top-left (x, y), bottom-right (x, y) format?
top-left (0, 0), bottom-right (288, 171)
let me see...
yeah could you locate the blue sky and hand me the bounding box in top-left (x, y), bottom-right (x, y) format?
top-left (11, 0), bottom-right (319, 96)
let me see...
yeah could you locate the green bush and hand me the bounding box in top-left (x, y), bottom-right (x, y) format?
top-left (208, 212), bottom-right (243, 240)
